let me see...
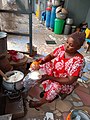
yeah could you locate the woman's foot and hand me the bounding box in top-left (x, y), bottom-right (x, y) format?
top-left (29, 100), bottom-right (42, 110)
top-left (59, 93), bottom-right (68, 100)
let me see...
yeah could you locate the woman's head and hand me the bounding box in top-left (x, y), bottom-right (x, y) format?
top-left (64, 32), bottom-right (86, 54)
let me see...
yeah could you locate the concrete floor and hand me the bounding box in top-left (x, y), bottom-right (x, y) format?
top-left (5, 14), bottom-right (90, 120)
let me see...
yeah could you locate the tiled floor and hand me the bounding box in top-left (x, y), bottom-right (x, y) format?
top-left (6, 14), bottom-right (90, 120)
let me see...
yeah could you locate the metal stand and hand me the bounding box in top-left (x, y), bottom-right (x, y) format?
top-left (0, 0), bottom-right (32, 55)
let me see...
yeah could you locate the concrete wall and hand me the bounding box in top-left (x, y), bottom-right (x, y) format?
top-left (86, 8), bottom-right (90, 28)
top-left (2, 0), bottom-right (7, 7)
top-left (64, 0), bottom-right (90, 26)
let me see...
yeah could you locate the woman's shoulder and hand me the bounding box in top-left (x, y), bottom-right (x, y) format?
top-left (59, 44), bottom-right (65, 49)
top-left (57, 44), bottom-right (65, 51)
top-left (74, 52), bottom-right (84, 62)
top-left (53, 44), bottom-right (65, 56)
top-left (76, 52), bottom-right (84, 59)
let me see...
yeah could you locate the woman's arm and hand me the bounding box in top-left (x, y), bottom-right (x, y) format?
top-left (40, 52), bottom-right (55, 64)
top-left (0, 70), bottom-right (8, 80)
top-left (30, 52), bottom-right (55, 70)
top-left (40, 75), bottom-right (78, 85)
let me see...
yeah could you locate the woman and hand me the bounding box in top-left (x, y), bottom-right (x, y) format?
top-left (29, 32), bottom-right (86, 108)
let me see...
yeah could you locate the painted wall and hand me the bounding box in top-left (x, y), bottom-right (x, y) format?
top-left (86, 8), bottom-right (90, 28)
top-left (64, 0), bottom-right (90, 26)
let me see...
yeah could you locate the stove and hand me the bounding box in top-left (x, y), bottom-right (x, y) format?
top-left (5, 96), bottom-right (24, 119)
top-left (0, 86), bottom-right (28, 119)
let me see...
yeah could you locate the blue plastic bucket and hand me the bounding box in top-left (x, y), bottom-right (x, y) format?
top-left (46, 7), bottom-right (52, 28)
top-left (50, 6), bottom-right (56, 30)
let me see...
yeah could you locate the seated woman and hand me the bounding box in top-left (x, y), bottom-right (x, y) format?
top-left (28, 32), bottom-right (86, 108)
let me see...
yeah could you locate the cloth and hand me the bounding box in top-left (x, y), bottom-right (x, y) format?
top-left (8, 50), bottom-right (24, 62)
top-left (40, 45), bottom-right (84, 101)
top-left (69, 32), bottom-right (86, 46)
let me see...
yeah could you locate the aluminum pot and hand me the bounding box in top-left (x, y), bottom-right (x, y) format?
top-left (66, 18), bottom-right (73, 25)
top-left (56, 12), bottom-right (66, 19)
top-left (3, 70), bottom-right (24, 91)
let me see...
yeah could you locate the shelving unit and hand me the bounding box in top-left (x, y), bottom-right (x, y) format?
top-left (0, 0), bottom-right (32, 55)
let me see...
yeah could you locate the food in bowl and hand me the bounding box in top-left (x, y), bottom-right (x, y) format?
top-left (3, 70), bottom-right (24, 83)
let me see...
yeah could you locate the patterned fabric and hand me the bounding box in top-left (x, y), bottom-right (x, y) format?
top-left (40, 45), bottom-right (84, 101)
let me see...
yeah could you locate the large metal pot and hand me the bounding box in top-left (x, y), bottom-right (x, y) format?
top-left (0, 32), bottom-right (7, 55)
top-left (3, 70), bottom-right (24, 91)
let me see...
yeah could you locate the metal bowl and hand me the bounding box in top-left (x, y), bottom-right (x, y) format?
top-left (66, 18), bottom-right (73, 25)
top-left (61, 8), bottom-right (68, 15)
top-left (56, 6), bottom-right (62, 13)
top-left (71, 109), bottom-right (90, 120)
top-left (56, 12), bottom-right (66, 19)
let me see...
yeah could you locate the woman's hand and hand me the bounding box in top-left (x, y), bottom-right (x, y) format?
top-left (36, 74), bottom-right (49, 84)
top-left (0, 70), bottom-right (8, 80)
top-left (30, 61), bottom-right (41, 71)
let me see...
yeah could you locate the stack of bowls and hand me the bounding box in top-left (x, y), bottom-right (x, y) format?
top-left (64, 18), bottom-right (74, 35)
top-left (56, 7), bottom-right (68, 20)
top-left (54, 6), bottom-right (68, 34)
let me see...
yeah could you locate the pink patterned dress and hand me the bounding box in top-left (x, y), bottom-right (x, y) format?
top-left (40, 45), bottom-right (84, 101)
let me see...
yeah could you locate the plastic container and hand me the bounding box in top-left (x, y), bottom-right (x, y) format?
top-left (64, 24), bottom-right (71, 35)
top-left (56, 12), bottom-right (66, 19)
top-left (46, 7), bottom-right (52, 28)
top-left (54, 18), bottom-right (65, 34)
top-left (50, 6), bottom-right (56, 30)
